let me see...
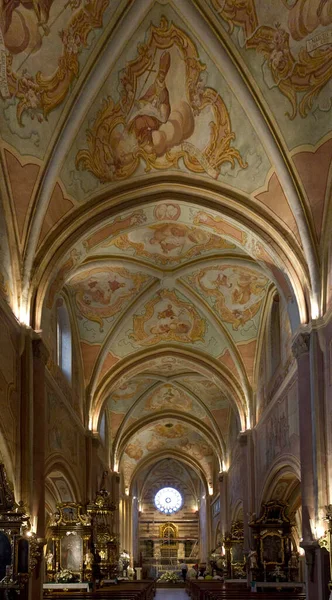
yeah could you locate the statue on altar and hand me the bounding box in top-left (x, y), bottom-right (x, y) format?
top-left (46, 551), bottom-right (54, 571)
top-left (248, 549), bottom-right (258, 569)
top-left (84, 550), bottom-right (94, 570)
top-left (288, 551), bottom-right (299, 569)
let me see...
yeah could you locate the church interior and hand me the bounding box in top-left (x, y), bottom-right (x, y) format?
top-left (0, 0), bottom-right (331, 598)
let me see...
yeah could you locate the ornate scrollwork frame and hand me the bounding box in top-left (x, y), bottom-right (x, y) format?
top-left (76, 16), bottom-right (246, 182)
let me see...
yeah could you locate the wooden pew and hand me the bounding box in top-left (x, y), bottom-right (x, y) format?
top-left (187, 579), bottom-right (306, 600)
top-left (43, 579), bottom-right (156, 600)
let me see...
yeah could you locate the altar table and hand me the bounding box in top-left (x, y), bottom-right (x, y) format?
top-left (43, 582), bottom-right (90, 591)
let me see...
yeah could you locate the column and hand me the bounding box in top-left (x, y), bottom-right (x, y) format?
top-left (219, 471), bottom-right (229, 540)
top-left (238, 430), bottom-right (255, 553)
top-left (120, 494), bottom-right (132, 557)
top-left (30, 336), bottom-right (49, 600)
top-left (292, 331), bottom-right (328, 600)
top-left (109, 471), bottom-right (120, 540)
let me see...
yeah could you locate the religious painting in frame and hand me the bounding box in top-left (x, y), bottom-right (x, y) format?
top-left (261, 531), bottom-right (284, 565)
top-left (60, 532), bottom-right (83, 572)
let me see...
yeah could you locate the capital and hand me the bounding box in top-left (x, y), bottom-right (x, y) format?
top-left (292, 332), bottom-right (310, 359)
top-left (32, 338), bottom-right (49, 364)
top-left (238, 431), bottom-right (249, 446)
top-left (218, 471), bottom-right (226, 483)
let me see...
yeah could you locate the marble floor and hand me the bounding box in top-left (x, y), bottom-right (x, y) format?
top-left (155, 589), bottom-right (188, 599)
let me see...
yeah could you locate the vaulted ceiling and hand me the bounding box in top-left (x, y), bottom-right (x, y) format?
top-left (0, 0), bottom-right (331, 494)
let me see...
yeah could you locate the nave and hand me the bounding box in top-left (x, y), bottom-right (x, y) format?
top-left (42, 582), bottom-right (307, 600)
top-left (0, 0), bottom-right (332, 599)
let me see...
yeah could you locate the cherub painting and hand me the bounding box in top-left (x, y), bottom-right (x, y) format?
top-left (1, 0), bottom-right (111, 123)
top-left (211, 0), bottom-right (332, 118)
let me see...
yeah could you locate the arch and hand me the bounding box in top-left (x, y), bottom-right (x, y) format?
top-left (22, 0), bottom-right (319, 326)
top-left (231, 500), bottom-right (244, 524)
top-left (112, 380), bottom-right (227, 462)
top-left (115, 410), bottom-right (223, 472)
top-left (33, 184), bottom-right (308, 333)
top-left (259, 454), bottom-right (301, 509)
top-left (45, 455), bottom-right (81, 503)
top-left (127, 449), bottom-right (210, 497)
top-left (139, 458), bottom-right (199, 507)
top-left (92, 348), bottom-right (248, 433)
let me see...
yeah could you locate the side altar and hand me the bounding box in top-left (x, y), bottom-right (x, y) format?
top-left (0, 463), bottom-right (44, 599)
top-left (248, 500), bottom-right (301, 584)
top-left (45, 479), bottom-right (118, 585)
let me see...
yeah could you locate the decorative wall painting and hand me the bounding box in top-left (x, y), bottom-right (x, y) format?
top-left (76, 16), bottom-right (247, 182)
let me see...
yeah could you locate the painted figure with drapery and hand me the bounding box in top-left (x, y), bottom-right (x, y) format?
top-left (128, 50), bottom-right (171, 150)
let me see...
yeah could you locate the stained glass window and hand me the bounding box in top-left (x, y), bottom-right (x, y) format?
top-left (154, 487), bottom-right (182, 514)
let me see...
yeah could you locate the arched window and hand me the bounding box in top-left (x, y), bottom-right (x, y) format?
top-left (56, 299), bottom-right (72, 383)
top-left (270, 294), bottom-right (281, 376)
top-left (99, 411), bottom-right (106, 445)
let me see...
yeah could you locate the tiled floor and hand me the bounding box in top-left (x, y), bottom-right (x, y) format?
top-left (155, 589), bottom-right (188, 599)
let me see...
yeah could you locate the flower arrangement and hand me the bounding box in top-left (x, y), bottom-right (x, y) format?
top-left (55, 569), bottom-right (78, 583)
top-left (157, 571), bottom-right (179, 583)
top-left (119, 550), bottom-right (130, 572)
top-left (271, 565), bottom-right (286, 581)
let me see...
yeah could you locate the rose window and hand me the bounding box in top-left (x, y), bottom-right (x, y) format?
top-left (154, 487), bottom-right (182, 514)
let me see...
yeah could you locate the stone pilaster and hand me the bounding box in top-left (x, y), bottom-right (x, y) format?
top-left (30, 336), bottom-right (48, 600)
top-left (292, 331), bottom-right (328, 600)
top-left (218, 471), bottom-right (229, 540)
top-left (238, 430), bottom-right (255, 553)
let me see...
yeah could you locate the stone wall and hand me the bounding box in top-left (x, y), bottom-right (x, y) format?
top-left (0, 304), bottom-right (20, 492)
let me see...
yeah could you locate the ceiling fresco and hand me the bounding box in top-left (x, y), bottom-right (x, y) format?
top-left (132, 384), bottom-right (200, 417)
top-left (111, 287), bottom-right (226, 358)
top-left (183, 265), bottom-right (269, 342)
top-left (69, 266), bottom-right (153, 341)
top-left (120, 417), bottom-right (216, 489)
top-left (61, 3), bottom-right (271, 200)
top-left (90, 223), bottom-right (237, 266)
top-left (0, 0), bottom-right (331, 498)
top-left (0, 0), bottom-right (122, 157)
top-left (107, 377), bottom-right (157, 440)
top-left (209, 0), bottom-right (332, 148)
